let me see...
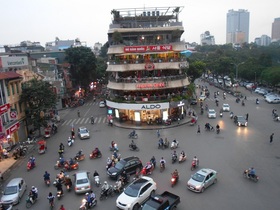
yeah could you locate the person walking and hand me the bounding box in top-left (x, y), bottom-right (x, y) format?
top-left (270, 133), bottom-right (274, 143)
top-left (157, 129), bottom-right (160, 138)
top-left (246, 113), bottom-right (249, 121)
top-left (197, 125), bottom-right (201, 134)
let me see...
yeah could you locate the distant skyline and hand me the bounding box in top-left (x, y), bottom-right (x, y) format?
top-left (0, 0), bottom-right (279, 47)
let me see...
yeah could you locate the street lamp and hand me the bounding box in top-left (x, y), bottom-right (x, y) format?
top-left (231, 62), bottom-right (245, 81)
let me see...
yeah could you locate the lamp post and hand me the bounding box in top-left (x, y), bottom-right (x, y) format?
top-left (231, 62), bottom-right (245, 81)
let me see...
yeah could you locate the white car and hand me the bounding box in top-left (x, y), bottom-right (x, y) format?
top-left (207, 109), bottom-right (216, 119)
top-left (116, 176), bottom-right (157, 210)
top-left (1, 178), bottom-right (27, 205)
top-left (265, 96), bottom-right (280, 104)
top-left (99, 101), bottom-right (106, 108)
top-left (199, 95), bottom-right (206, 101)
top-left (222, 104), bottom-right (230, 112)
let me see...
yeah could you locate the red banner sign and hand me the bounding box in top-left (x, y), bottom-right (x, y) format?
top-left (136, 83), bottom-right (165, 88)
top-left (0, 103), bottom-right (10, 116)
top-left (6, 122), bottom-right (20, 136)
top-left (124, 45), bottom-right (172, 53)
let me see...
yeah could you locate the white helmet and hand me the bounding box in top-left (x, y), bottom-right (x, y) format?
top-left (104, 181), bottom-right (107, 184)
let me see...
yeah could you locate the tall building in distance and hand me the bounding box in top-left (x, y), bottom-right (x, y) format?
top-left (271, 17), bottom-right (280, 42)
top-left (200, 31), bottom-right (215, 45)
top-left (226, 9), bottom-right (250, 44)
top-left (254, 35), bottom-right (271, 46)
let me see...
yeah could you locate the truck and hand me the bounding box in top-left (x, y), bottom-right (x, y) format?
top-left (141, 191), bottom-right (180, 210)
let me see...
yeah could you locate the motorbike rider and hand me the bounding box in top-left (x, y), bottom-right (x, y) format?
top-left (64, 175), bottom-right (72, 188)
top-left (130, 130), bottom-right (136, 137)
top-left (93, 170), bottom-right (99, 178)
top-left (101, 181), bottom-right (110, 197)
top-left (115, 178), bottom-right (123, 193)
top-left (43, 171), bottom-right (50, 182)
top-left (215, 99), bottom-right (219, 106)
top-left (56, 180), bottom-right (64, 195)
top-left (92, 147), bottom-right (101, 157)
top-left (216, 124), bottom-right (220, 132)
top-left (68, 136), bottom-right (72, 143)
top-left (113, 150), bottom-right (119, 160)
top-left (90, 190), bottom-right (96, 200)
top-left (121, 171), bottom-right (129, 183)
top-left (47, 192), bottom-right (55, 206)
top-left (180, 151), bottom-right (186, 159)
top-left (85, 192), bottom-right (92, 207)
top-left (248, 167), bottom-right (256, 178)
top-left (230, 111), bottom-right (234, 118)
top-left (91, 116), bottom-right (94, 124)
top-left (31, 186), bottom-right (38, 202)
top-left (160, 157), bottom-right (166, 168)
top-left (158, 138), bottom-right (164, 147)
top-left (76, 149), bottom-right (83, 159)
top-left (30, 155), bottom-right (35, 168)
top-left (59, 143), bottom-right (65, 151)
top-left (172, 169), bottom-right (179, 181)
top-left (130, 140), bottom-right (137, 150)
top-left (242, 100), bottom-right (245, 106)
top-left (77, 110), bottom-right (80, 117)
top-left (145, 162), bottom-right (153, 174)
top-left (164, 138), bottom-right (169, 147)
top-left (69, 158), bottom-right (74, 166)
top-left (111, 141), bottom-right (116, 150)
top-left (193, 156), bottom-right (199, 167)
top-left (172, 150), bottom-right (178, 160)
top-left (59, 156), bottom-right (65, 166)
top-left (256, 98), bottom-right (259, 104)
top-left (150, 156), bottom-right (156, 167)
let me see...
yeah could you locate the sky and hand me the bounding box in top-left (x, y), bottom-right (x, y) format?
top-left (0, 0), bottom-right (279, 47)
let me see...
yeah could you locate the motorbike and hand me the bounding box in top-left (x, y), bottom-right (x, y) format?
top-left (68, 138), bottom-right (74, 147)
top-left (256, 99), bottom-right (259, 105)
top-left (27, 161), bottom-right (35, 171)
top-left (91, 118), bottom-right (95, 124)
top-left (243, 170), bottom-right (259, 182)
top-left (58, 149), bottom-right (64, 157)
top-left (178, 154), bottom-right (187, 163)
top-left (56, 190), bottom-right (63, 200)
top-left (108, 119), bottom-right (113, 126)
top-left (79, 198), bottom-right (97, 210)
top-left (64, 161), bottom-right (79, 171)
top-left (128, 132), bottom-right (138, 139)
top-left (94, 176), bottom-right (101, 187)
top-left (191, 160), bottom-right (199, 171)
top-left (205, 124), bottom-right (214, 131)
top-left (129, 143), bottom-right (139, 151)
top-left (99, 186), bottom-right (115, 200)
top-left (109, 143), bottom-right (119, 152)
top-left (230, 112), bottom-right (234, 119)
top-left (45, 179), bottom-right (51, 187)
top-left (66, 183), bottom-right (72, 192)
top-left (90, 151), bottom-right (102, 159)
top-left (160, 162), bottom-right (165, 172)
top-left (216, 128), bottom-right (220, 134)
top-left (54, 159), bottom-right (65, 170)
top-left (170, 140), bottom-right (179, 149)
top-left (171, 174), bottom-right (179, 187)
top-left (75, 153), bottom-right (86, 161)
top-left (219, 112), bottom-right (223, 117)
top-left (242, 101), bottom-right (245, 106)
top-left (164, 119), bottom-right (172, 126)
top-left (172, 154), bottom-right (177, 164)
top-left (26, 193), bottom-right (37, 208)
top-left (0, 203), bottom-right (12, 210)
top-left (141, 165), bottom-right (154, 175)
top-left (274, 116), bottom-right (280, 122)
top-left (113, 183), bottom-right (124, 194)
top-left (106, 159), bottom-right (114, 170)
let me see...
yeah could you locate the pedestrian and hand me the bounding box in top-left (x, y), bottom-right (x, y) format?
top-left (246, 113), bottom-right (249, 121)
top-left (270, 133), bottom-right (274, 143)
top-left (157, 129), bottom-right (160, 138)
top-left (197, 125), bottom-right (201, 134)
top-left (59, 204), bottom-right (66, 210)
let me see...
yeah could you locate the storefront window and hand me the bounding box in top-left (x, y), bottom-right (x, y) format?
top-left (7, 85), bottom-right (10, 96)
top-left (11, 83), bottom-right (15, 95)
top-left (16, 82), bottom-right (19, 94)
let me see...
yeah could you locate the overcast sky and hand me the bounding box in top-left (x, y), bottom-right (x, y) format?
top-left (0, 0), bottom-right (279, 47)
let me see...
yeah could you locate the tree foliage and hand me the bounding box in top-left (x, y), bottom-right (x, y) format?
top-left (20, 79), bottom-right (57, 130)
top-left (65, 46), bottom-right (97, 88)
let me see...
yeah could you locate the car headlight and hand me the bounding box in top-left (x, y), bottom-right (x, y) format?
top-left (112, 172), bottom-right (117, 175)
top-left (245, 122), bottom-right (248, 126)
top-left (196, 185), bottom-right (202, 190)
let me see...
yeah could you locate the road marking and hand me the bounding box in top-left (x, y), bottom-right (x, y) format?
top-left (61, 120), bottom-right (67, 126)
top-left (103, 117), bottom-right (107, 123)
top-left (66, 119), bottom-right (73, 126)
top-left (84, 118), bottom-right (89, 124)
top-left (79, 118), bottom-right (85, 124)
top-left (75, 118), bottom-right (81, 124)
top-left (97, 117), bottom-right (102, 123)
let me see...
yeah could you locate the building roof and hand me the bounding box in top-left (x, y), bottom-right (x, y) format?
top-left (0, 71), bottom-right (22, 80)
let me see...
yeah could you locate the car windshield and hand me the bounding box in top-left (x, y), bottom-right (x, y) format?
top-left (77, 178), bottom-right (89, 185)
top-left (223, 104), bottom-right (229, 108)
top-left (124, 185), bottom-right (139, 197)
top-left (237, 116), bottom-right (245, 121)
top-left (209, 110), bottom-right (215, 114)
top-left (80, 129), bottom-right (88, 134)
top-left (4, 186), bottom-right (17, 195)
top-left (192, 173), bottom-right (205, 183)
top-left (115, 160), bottom-right (125, 170)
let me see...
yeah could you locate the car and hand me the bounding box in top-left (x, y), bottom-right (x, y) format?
top-left (187, 168), bottom-right (217, 193)
top-left (254, 87), bottom-right (262, 93)
top-left (207, 109), bottom-right (216, 119)
top-left (234, 116), bottom-right (248, 127)
top-left (107, 156), bottom-right (143, 180)
top-left (190, 98), bottom-right (197, 105)
top-left (0, 178), bottom-right (27, 205)
top-left (74, 171), bottom-right (91, 194)
top-left (222, 104), bottom-right (230, 112)
top-left (116, 176), bottom-right (157, 210)
top-left (78, 127), bottom-right (90, 139)
top-left (258, 89), bottom-right (268, 95)
top-left (264, 93), bottom-right (278, 99)
top-left (265, 96), bottom-right (280, 104)
top-left (199, 95), bottom-right (206, 101)
top-left (99, 101), bottom-right (106, 108)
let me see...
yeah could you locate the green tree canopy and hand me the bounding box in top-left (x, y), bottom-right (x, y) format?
top-left (65, 46), bottom-right (97, 88)
top-left (20, 79), bottom-right (57, 132)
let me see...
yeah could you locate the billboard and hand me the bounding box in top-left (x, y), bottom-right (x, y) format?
top-left (0, 56), bottom-right (28, 68)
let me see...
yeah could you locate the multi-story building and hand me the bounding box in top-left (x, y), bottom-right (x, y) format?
top-left (254, 35), bottom-right (271, 46)
top-left (200, 31), bottom-right (215, 45)
top-left (106, 6), bottom-right (190, 125)
top-left (226, 9), bottom-right (250, 44)
top-left (271, 17), bottom-right (280, 42)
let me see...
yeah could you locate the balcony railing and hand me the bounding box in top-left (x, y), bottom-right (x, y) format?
top-left (108, 57), bottom-right (187, 65)
top-left (109, 74), bottom-right (187, 83)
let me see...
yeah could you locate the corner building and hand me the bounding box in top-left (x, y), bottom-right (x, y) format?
top-left (106, 6), bottom-right (190, 125)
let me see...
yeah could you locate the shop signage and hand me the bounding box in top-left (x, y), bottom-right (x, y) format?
top-left (0, 56), bottom-right (28, 68)
top-left (144, 62), bottom-right (155, 71)
top-left (10, 110), bottom-right (17, 119)
top-left (124, 45), bottom-right (172, 53)
top-left (136, 83), bottom-right (165, 89)
top-left (141, 104), bottom-right (161, 109)
top-left (6, 122), bottom-right (20, 135)
top-left (0, 103), bottom-right (10, 115)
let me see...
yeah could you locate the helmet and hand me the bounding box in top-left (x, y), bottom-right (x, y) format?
top-left (85, 193), bottom-right (89, 195)
top-left (32, 186), bottom-right (35, 189)
top-left (194, 156), bottom-right (197, 158)
top-left (104, 181), bottom-right (107, 184)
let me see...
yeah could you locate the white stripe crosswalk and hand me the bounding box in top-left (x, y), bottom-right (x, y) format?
top-left (61, 116), bottom-right (108, 126)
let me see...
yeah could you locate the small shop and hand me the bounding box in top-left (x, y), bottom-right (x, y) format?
top-left (169, 100), bottom-right (187, 120)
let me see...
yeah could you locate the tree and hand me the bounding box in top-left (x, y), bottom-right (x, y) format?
top-left (20, 79), bottom-right (57, 134)
top-left (187, 60), bottom-right (206, 83)
top-left (65, 46), bottom-right (97, 88)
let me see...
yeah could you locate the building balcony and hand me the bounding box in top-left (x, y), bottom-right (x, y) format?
top-left (107, 75), bottom-right (189, 91)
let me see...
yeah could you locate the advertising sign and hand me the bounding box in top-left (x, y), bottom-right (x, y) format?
top-left (124, 45), bottom-right (172, 53)
top-left (0, 56), bottom-right (28, 68)
top-left (6, 122), bottom-right (20, 135)
top-left (0, 103), bottom-right (10, 116)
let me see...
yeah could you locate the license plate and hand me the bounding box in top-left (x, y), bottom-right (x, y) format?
top-left (190, 186), bottom-right (194, 189)
top-left (81, 187), bottom-right (85, 190)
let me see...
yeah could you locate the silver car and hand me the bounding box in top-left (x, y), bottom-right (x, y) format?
top-left (74, 171), bottom-right (91, 194)
top-left (187, 168), bottom-right (217, 193)
top-left (1, 178), bottom-right (27, 205)
top-left (78, 127), bottom-right (90, 140)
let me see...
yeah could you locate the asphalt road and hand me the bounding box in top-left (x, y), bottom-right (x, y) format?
top-left (5, 83), bottom-right (280, 210)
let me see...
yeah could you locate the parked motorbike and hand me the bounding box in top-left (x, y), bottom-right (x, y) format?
top-left (243, 170), bottom-right (259, 182)
top-left (90, 151), bottom-right (102, 159)
top-left (171, 174), bottom-right (179, 187)
top-left (99, 186), bottom-right (115, 200)
top-left (68, 138), bottom-right (74, 147)
top-left (178, 154), bottom-right (187, 163)
top-left (191, 160), bottom-right (199, 171)
top-left (129, 143), bottom-right (139, 151)
top-left (170, 140), bottom-right (179, 149)
top-left (164, 119), bottom-right (172, 126)
top-left (94, 175), bottom-right (101, 187)
top-left (79, 197), bottom-right (97, 210)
